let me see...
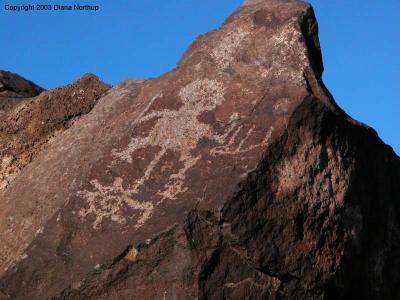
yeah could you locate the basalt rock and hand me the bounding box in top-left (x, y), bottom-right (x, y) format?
top-left (57, 97), bottom-right (400, 300)
top-left (0, 73), bottom-right (111, 191)
top-left (1, 0), bottom-right (399, 299)
top-left (0, 70), bottom-right (45, 111)
top-left (0, 70), bottom-right (44, 98)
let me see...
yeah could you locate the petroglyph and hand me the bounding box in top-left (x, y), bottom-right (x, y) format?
top-left (212, 28), bottom-right (250, 69)
top-left (114, 78), bottom-right (274, 201)
top-left (112, 79), bottom-right (227, 203)
top-left (270, 21), bottom-right (309, 84)
top-left (77, 177), bottom-right (154, 230)
top-left (78, 79), bottom-right (227, 229)
top-left (274, 98), bottom-right (291, 113)
top-left (211, 126), bottom-right (274, 155)
top-left (79, 78), bottom-right (274, 230)
top-left (254, 21), bottom-right (309, 85)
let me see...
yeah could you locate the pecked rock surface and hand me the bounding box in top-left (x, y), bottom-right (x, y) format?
top-left (57, 97), bottom-right (400, 300)
top-left (1, 0), bottom-right (399, 299)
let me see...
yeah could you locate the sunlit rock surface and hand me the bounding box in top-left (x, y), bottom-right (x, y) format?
top-left (0, 1), bottom-right (399, 299)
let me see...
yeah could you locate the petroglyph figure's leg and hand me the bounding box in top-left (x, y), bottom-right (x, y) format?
top-left (237, 125), bottom-right (255, 150)
top-left (77, 178), bottom-right (154, 229)
top-left (130, 147), bottom-right (167, 194)
top-left (157, 154), bottom-right (201, 202)
top-left (112, 137), bottom-right (150, 163)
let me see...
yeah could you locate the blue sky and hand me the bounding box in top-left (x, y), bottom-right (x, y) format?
top-left (1, 0), bottom-right (399, 154)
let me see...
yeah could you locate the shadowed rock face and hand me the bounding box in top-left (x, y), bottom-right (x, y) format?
top-left (56, 97), bottom-right (400, 300)
top-left (1, 1), bottom-right (399, 299)
top-left (0, 71), bottom-right (44, 98)
top-left (0, 71), bottom-right (45, 111)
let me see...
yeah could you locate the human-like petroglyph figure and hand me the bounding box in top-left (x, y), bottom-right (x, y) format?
top-left (112, 79), bottom-right (229, 202)
top-left (78, 78), bottom-right (274, 229)
top-left (77, 177), bottom-right (153, 230)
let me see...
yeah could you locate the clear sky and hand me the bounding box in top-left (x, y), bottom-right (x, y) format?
top-left (1, 0), bottom-right (399, 154)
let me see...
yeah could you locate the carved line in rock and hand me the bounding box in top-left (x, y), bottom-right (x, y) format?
top-left (77, 77), bottom-right (274, 229)
top-left (77, 177), bottom-right (153, 229)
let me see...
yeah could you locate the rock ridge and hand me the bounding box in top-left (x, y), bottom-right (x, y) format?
top-left (56, 96), bottom-right (400, 299)
top-left (0, 0), bottom-right (399, 299)
top-left (0, 70), bottom-right (44, 98)
top-left (0, 73), bottom-right (110, 190)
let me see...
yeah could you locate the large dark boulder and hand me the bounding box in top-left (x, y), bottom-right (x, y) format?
top-left (1, 1), bottom-right (398, 299)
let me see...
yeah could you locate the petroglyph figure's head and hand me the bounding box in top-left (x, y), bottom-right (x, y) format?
top-left (179, 79), bottom-right (225, 111)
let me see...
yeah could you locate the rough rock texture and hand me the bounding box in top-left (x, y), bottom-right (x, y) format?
top-left (56, 96), bottom-right (400, 300)
top-left (0, 71), bottom-right (44, 99)
top-left (1, 0), bottom-right (399, 299)
top-left (0, 71), bottom-right (44, 115)
top-left (0, 73), bottom-right (111, 190)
